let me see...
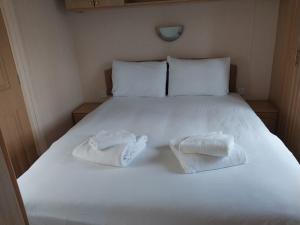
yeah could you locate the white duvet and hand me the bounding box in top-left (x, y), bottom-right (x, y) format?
top-left (18, 94), bottom-right (300, 225)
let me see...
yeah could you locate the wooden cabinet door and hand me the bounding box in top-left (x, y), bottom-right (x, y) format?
top-left (94, 0), bottom-right (124, 7)
top-left (289, 2), bottom-right (300, 160)
top-left (65, 0), bottom-right (95, 10)
top-left (293, 65), bottom-right (300, 160)
top-left (0, 10), bottom-right (37, 177)
top-left (0, 131), bottom-right (28, 225)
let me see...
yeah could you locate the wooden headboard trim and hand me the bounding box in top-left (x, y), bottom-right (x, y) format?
top-left (105, 62), bottom-right (237, 96)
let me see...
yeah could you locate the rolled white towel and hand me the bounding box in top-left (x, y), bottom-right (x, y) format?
top-left (179, 132), bottom-right (234, 157)
top-left (88, 130), bottom-right (136, 150)
top-left (170, 137), bottom-right (246, 174)
top-left (73, 135), bottom-right (148, 167)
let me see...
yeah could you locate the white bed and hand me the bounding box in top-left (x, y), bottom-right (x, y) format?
top-left (18, 94), bottom-right (300, 225)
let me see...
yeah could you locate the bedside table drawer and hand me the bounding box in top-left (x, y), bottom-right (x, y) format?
top-left (73, 113), bottom-right (86, 124)
top-left (72, 99), bottom-right (109, 125)
top-left (256, 112), bottom-right (277, 120)
top-left (247, 100), bottom-right (278, 134)
top-left (261, 118), bottom-right (277, 133)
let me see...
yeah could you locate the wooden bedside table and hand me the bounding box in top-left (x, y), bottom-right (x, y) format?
top-left (247, 100), bottom-right (278, 133)
top-left (72, 97), bottom-right (110, 124)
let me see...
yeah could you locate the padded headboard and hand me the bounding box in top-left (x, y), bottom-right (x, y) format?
top-left (104, 61), bottom-right (237, 96)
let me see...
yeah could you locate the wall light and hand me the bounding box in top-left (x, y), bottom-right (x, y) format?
top-left (156, 25), bottom-right (184, 42)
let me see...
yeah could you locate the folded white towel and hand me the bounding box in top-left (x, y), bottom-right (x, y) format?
top-left (170, 137), bottom-right (246, 174)
top-left (179, 132), bottom-right (234, 157)
top-left (88, 130), bottom-right (136, 151)
top-left (73, 132), bottom-right (148, 167)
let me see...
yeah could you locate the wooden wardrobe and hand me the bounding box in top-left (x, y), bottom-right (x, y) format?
top-left (270, 0), bottom-right (300, 160)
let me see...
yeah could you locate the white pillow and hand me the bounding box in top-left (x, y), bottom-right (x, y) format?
top-left (167, 56), bottom-right (231, 96)
top-left (112, 60), bottom-right (167, 97)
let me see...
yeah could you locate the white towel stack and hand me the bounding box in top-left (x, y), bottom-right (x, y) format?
top-left (73, 130), bottom-right (148, 167)
top-left (170, 132), bottom-right (246, 174)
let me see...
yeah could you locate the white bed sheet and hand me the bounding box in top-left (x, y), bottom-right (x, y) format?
top-left (18, 94), bottom-right (300, 225)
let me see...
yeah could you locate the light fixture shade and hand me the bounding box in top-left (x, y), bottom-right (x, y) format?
top-left (156, 25), bottom-right (184, 42)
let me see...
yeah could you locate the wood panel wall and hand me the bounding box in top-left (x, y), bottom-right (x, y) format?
top-left (0, 9), bottom-right (38, 177)
top-left (270, 0), bottom-right (300, 159)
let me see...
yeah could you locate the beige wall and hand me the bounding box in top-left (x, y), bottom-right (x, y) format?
top-left (68, 0), bottom-right (279, 101)
top-left (6, 0), bottom-right (279, 152)
top-left (11, 0), bottom-right (83, 152)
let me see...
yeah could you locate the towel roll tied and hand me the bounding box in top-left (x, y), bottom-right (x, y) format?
top-left (73, 130), bottom-right (147, 167)
top-left (88, 130), bottom-right (136, 151)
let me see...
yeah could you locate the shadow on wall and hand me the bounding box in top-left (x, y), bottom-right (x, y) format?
top-left (54, 0), bottom-right (68, 14)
